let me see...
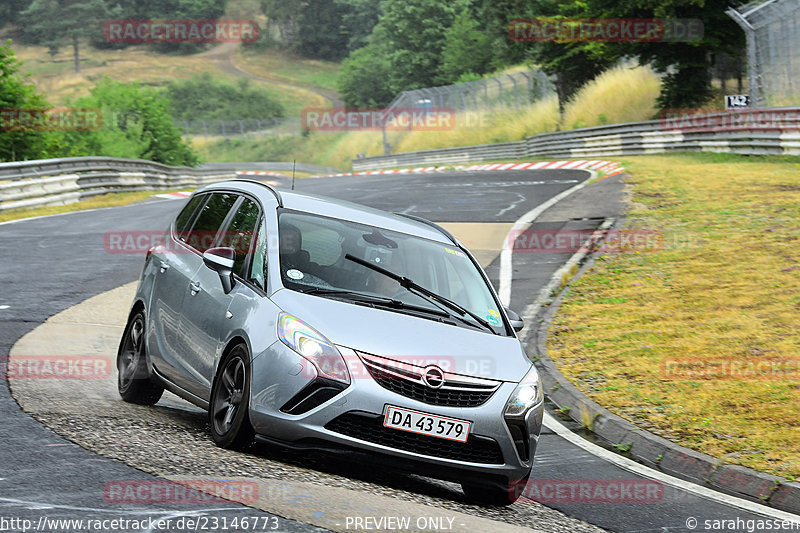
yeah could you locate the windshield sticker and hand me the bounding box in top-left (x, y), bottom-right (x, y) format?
top-left (487, 309), bottom-right (500, 318)
top-left (486, 314), bottom-right (500, 326)
top-left (445, 248), bottom-right (467, 258)
top-left (286, 269), bottom-right (304, 280)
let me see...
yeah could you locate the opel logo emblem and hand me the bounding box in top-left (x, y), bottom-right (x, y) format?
top-left (422, 365), bottom-right (445, 389)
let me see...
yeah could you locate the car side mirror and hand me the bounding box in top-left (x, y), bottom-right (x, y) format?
top-left (203, 247), bottom-right (236, 294)
top-left (505, 307), bottom-right (524, 332)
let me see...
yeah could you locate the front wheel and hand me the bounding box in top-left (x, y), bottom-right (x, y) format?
top-left (209, 344), bottom-right (255, 449)
top-left (461, 474), bottom-right (530, 506)
top-left (117, 311), bottom-right (164, 405)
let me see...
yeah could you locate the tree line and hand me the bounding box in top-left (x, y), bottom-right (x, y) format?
top-left (259, 0), bottom-right (746, 111)
top-left (0, 41), bottom-right (285, 163)
top-left (4, 0), bottom-right (747, 111)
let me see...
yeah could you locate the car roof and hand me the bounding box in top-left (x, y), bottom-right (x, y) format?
top-left (195, 179), bottom-right (456, 245)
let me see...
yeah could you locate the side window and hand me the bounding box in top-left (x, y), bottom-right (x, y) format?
top-left (249, 216), bottom-right (268, 289)
top-left (175, 194), bottom-right (207, 241)
top-left (219, 197), bottom-right (260, 276)
top-left (184, 193), bottom-right (238, 253)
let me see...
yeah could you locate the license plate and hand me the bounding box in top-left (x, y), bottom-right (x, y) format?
top-left (383, 405), bottom-right (471, 443)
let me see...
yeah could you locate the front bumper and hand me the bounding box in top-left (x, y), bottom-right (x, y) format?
top-left (248, 341), bottom-right (543, 484)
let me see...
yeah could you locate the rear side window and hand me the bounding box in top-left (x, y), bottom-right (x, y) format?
top-left (175, 194), bottom-right (207, 241)
top-left (184, 193), bottom-right (238, 253)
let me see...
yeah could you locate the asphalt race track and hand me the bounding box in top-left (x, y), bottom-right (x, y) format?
top-left (1, 169), bottom-right (793, 532)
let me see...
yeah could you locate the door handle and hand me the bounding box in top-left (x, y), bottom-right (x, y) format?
top-left (190, 281), bottom-right (202, 295)
top-left (159, 261), bottom-right (170, 273)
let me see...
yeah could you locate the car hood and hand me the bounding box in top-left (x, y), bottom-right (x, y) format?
top-left (270, 289), bottom-right (532, 383)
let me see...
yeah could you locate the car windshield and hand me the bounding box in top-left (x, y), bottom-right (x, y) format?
top-left (278, 210), bottom-right (507, 334)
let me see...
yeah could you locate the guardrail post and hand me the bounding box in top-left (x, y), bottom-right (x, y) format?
top-left (519, 71), bottom-right (533, 104)
top-left (493, 78), bottom-right (504, 107)
top-left (507, 74), bottom-right (519, 109)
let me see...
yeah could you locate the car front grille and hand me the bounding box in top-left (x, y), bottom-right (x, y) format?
top-left (325, 411), bottom-right (504, 464)
top-left (358, 352), bottom-right (501, 407)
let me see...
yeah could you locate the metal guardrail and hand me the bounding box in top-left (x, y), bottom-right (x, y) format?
top-left (3, 109), bottom-right (799, 211)
top-left (0, 157), bottom-right (337, 212)
top-left (352, 108), bottom-right (800, 170)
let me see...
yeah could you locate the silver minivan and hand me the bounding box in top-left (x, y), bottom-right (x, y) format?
top-left (117, 179), bottom-right (544, 505)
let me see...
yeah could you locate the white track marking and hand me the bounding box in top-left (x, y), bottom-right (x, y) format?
top-left (498, 170), bottom-right (596, 306)
top-left (496, 193), bottom-right (527, 217)
top-left (0, 496), bottom-right (234, 516)
top-left (543, 413), bottom-right (800, 521)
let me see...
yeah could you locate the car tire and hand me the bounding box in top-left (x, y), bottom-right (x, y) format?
top-left (117, 311), bottom-right (164, 405)
top-left (209, 343), bottom-right (255, 449)
top-left (461, 474), bottom-right (530, 506)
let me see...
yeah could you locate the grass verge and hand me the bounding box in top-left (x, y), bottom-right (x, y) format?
top-left (12, 42), bottom-right (329, 113)
top-left (0, 189), bottom-right (187, 224)
top-left (547, 152), bottom-right (800, 478)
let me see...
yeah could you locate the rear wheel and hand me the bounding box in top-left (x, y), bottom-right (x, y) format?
top-left (117, 311), bottom-right (164, 405)
top-left (209, 344), bottom-right (255, 449)
top-left (461, 474), bottom-right (530, 506)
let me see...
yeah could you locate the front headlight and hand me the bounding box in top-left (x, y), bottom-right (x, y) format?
top-left (277, 313), bottom-right (350, 384)
top-left (504, 365), bottom-right (543, 417)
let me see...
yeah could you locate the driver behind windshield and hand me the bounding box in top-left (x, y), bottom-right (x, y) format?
top-left (279, 223), bottom-right (323, 280)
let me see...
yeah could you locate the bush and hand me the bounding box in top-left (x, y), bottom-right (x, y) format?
top-left (0, 40), bottom-right (57, 162)
top-left (64, 78), bottom-right (198, 166)
top-left (337, 45), bottom-right (395, 108)
top-left (166, 73), bottom-right (285, 122)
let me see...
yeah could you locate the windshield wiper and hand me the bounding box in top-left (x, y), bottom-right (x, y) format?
top-left (299, 287), bottom-right (449, 318)
top-left (344, 254), bottom-right (498, 334)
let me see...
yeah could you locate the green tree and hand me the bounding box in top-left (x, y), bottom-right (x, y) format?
top-left (378, 0), bottom-right (466, 92)
top-left (517, 0), bottom-right (747, 110)
top-left (20, 0), bottom-right (119, 73)
top-left (0, 0), bottom-right (33, 27)
top-left (295, 0), bottom-right (350, 61)
top-left (337, 44), bottom-right (395, 107)
top-left (64, 78), bottom-right (198, 166)
top-left (334, 0), bottom-right (382, 52)
top-left (0, 41), bottom-right (55, 162)
top-left (140, 0), bottom-right (228, 54)
top-left (436, 9), bottom-right (494, 85)
top-left (477, 0), bottom-right (534, 70)
top-left (498, 0), bottom-right (613, 115)
top-left (591, 0), bottom-right (747, 109)
top-left (260, 0), bottom-right (350, 60)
